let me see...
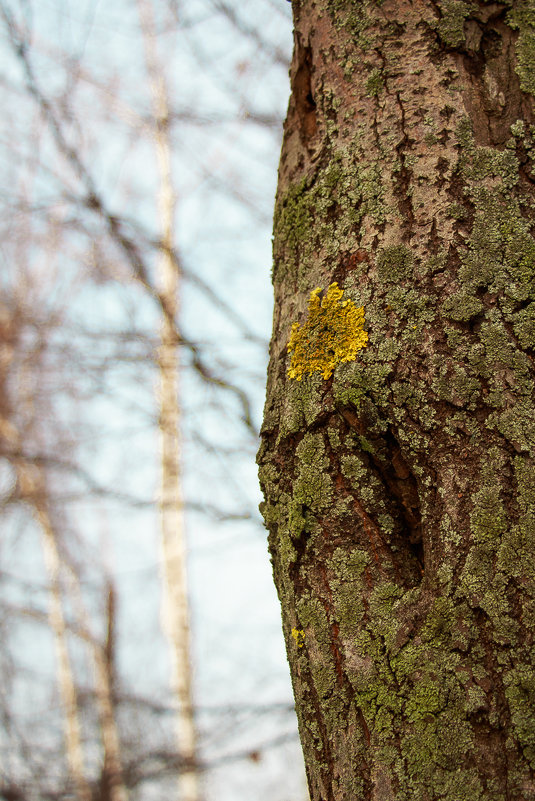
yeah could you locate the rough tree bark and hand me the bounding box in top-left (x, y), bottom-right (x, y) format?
top-left (258, 1), bottom-right (535, 799)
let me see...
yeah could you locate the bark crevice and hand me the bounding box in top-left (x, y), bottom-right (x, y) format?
top-left (293, 34), bottom-right (318, 149)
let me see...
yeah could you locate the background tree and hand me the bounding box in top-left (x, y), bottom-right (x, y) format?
top-left (0, 0), bottom-right (306, 799)
top-left (259, 1), bottom-right (535, 799)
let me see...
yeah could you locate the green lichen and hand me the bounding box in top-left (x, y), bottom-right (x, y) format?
top-left (421, 597), bottom-right (455, 646)
top-left (279, 372), bottom-right (325, 437)
top-left (357, 434), bottom-right (375, 453)
top-left (376, 244), bottom-right (414, 283)
top-left (366, 67), bottom-right (384, 97)
top-left (441, 291), bottom-right (483, 321)
top-left (479, 320), bottom-right (515, 364)
top-left (470, 483), bottom-right (507, 541)
top-left (507, 2), bottom-right (535, 96)
top-left (341, 452), bottom-right (368, 484)
top-left (504, 666), bottom-right (535, 767)
top-left (405, 679), bottom-right (447, 722)
top-left (443, 119), bottom-right (535, 408)
top-left (435, 0), bottom-right (474, 48)
top-left (455, 115), bottom-right (474, 149)
top-left (292, 432), bottom-right (333, 520)
top-left (287, 283), bottom-right (368, 380)
top-left (326, 552), bottom-right (371, 672)
top-left (296, 593), bottom-right (339, 700)
top-left (274, 150), bottom-right (389, 288)
top-left (511, 118), bottom-right (526, 138)
top-left (327, 0), bottom-right (375, 50)
top-left (491, 400), bottom-right (535, 455)
top-left (447, 202), bottom-right (467, 220)
top-left (465, 146), bottom-right (519, 188)
top-left (357, 162), bottom-right (388, 224)
top-left (437, 363), bottom-right (480, 408)
top-left (512, 301), bottom-right (535, 347)
top-left (273, 177), bottom-right (311, 257)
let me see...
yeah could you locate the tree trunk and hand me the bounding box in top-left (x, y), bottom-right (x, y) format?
top-left (258, 1), bottom-right (535, 799)
top-left (26, 464), bottom-right (92, 801)
top-left (137, 3), bottom-right (200, 799)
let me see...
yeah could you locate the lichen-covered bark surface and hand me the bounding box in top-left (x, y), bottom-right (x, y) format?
top-left (258, 1), bottom-right (535, 799)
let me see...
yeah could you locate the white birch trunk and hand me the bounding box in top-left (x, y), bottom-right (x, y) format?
top-left (2, 306), bottom-right (127, 800)
top-left (1, 318), bottom-right (90, 801)
top-left (20, 461), bottom-right (92, 801)
top-left (137, 3), bottom-right (200, 799)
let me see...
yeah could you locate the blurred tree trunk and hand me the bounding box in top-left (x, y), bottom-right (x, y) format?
top-left (33, 473), bottom-right (92, 801)
top-left (4, 359), bottom-right (128, 801)
top-left (138, 3), bottom-right (200, 800)
top-left (1, 315), bottom-right (92, 801)
top-left (70, 574), bottom-right (128, 801)
top-left (17, 456), bottom-right (92, 801)
top-left (259, 1), bottom-right (535, 799)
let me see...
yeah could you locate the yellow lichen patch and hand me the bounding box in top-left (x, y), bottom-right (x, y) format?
top-left (287, 282), bottom-right (368, 381)
top-left (291, 627), bottom-right (306, 648)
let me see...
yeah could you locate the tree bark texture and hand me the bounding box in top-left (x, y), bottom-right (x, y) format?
top-left (258, 1), bottom-right (535, 799)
